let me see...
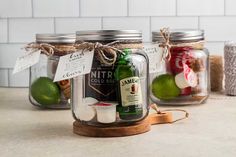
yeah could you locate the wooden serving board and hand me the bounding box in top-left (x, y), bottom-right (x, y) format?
top-left (73, 112), bottom-right (173, 137)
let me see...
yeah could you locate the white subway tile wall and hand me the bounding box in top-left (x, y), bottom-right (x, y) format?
top-left (33, 0), bottom-right (80, 17)
top-left (151, 17), bottom-right (198, 31)
top-left (0, 44), bottom-right (25, 68)
top-left (0, 19), bottom-right (8, 43)
top-left (9, 69), bottom-right (29, 87)
top-left (0, 69), bottom-right (8, 87)
top-left (103, 17), bottom-right (150, 41)
top-left (0, 0), bottom-right (32, 18)
top-left (129, 0), bottom-right (176, 16)
top-left (80, 0), bottom-right (127, 17)
top-left (55, 18), bottom-right (102, 33)
top-left (9, 18), bottom-right (54, 43)
top-left (0, 0), bottom-right (232, 87)
top-left (177, 0), bottom-right (224, 16)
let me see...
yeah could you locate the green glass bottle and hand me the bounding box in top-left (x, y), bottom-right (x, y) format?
top-left (114, 49), bottom-right (143, 120)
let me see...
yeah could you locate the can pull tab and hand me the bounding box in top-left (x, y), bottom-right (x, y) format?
top-left (149, 103), bottom-right (189, 125)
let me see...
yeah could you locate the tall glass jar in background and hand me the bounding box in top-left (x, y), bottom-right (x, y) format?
top-left (72, 30), bottom-right (149, 126)
top-left (150, 29), bottom-right (209, 105)
top-left (29, 34), bottom-right (76, 109)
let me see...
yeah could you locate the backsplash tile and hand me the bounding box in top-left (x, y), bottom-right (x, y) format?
top-left (129, 0), bottom-right (176, 16)
top-left (225, 0), bottom-right (236, 15)
top-left (9, 69), bottom-right (29, 87)
top-left (33, 0), bottom-right (79, 17)
top-left (177, 0), bottom-right (224, 16)
top-left (0, 0), bottom-right (32, 17)
top-left (80, 0), bottom-right (127, 17)
top-left (103, 17), bottom-right (150, 42)
top-left (205, 42), bottom-right (225, 56)
top-left (0, 19), bottom-right (8, 43)
top-left (9, 18), bottom-right (54, 43)
top-left (0, 0), bottom-right (234, 87)
top-left (0, 44), bottom-right (25, 68)
top-left (151, 17), bottom-right (198, 31)
top-left (0, 69), bottom-right (9, 87)
top-left (200, 17), bottom-right (236, 41)
top-left (55, 18), bottom-right (101, 33)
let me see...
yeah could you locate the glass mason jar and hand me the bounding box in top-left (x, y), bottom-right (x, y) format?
top-left (150, 29), bottom-right (209, 105)
top-left (29, 34), bottom-right (76, 109)
top-left (71, 30), bottom-right (149, 126)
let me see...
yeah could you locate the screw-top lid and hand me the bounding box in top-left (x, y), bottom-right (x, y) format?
top-left (36, 34), bottom-right (76, 43)
top-left (76, 30), bottom-right (142, 41)
top-left (152, 29), bottom-right (204, 42)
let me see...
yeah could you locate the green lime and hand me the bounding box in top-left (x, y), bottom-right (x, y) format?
top-left (152, 74), bottom-right (181, 100)
top-left (31, 77), bottom-right (61, 106)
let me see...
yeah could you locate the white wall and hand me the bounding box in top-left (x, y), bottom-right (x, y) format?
top-left (0, 0), bottom-right (234, 87)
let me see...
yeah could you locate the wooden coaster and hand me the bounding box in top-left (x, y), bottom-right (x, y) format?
top-left (73, 112), bottom-right (173, 137)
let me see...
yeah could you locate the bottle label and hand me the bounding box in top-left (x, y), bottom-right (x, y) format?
top-left (85, 58), bottom-right (117, 101)
top-left (168, 47), bottom-right (193, 74)
top-left (120, 76), bottom-right (143, 107)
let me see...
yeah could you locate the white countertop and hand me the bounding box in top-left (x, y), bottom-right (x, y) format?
top-left (1, 88), bottom-right (236, 157)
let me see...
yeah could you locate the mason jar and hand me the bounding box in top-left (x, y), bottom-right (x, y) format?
top-left (29, 34), bottom-right (76, 109)
top-left (150, 29), bottom-right (209, 105)
top-left (71, 30), bottom-right (149, 126)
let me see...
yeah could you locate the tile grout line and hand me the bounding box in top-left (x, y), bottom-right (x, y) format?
top-left (79, 0), bottom-right (81, 17)
top-left (7, 68), bottom-right (10, 87)
top-left (5, 15), bottom-right (236, 19)
top-left (7, 18), bottom-right (10, 43)
top-left (176, 0), bottom-right (178, 16)
top-left (224, 0), bottom-right (226, 16)
top-left (53, 17), bottom-right (56, 33)
top-left (31, 0), bottom-right (34, 17)
top-left (101, 17), bottom-right (103, 29)
top-left (198, 16), bottom-right (200, 29)
top-left (149, 16), bottom-right (152, 42)
top-left (127, 0), bottom-right (129, 17)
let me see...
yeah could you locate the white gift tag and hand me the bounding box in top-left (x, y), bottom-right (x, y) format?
top-left (143, 43), bottom-right (163, 73)
top-left (12, 50), bottom-right (41, 74)
top-left (53, 50), bottom-right (94, 82)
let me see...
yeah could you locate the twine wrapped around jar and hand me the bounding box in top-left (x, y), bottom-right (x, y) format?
top-left (224, 42), bottom-right (236, 95)
top-left (158, 28), bottom-right (205, 61)
top-left (25, 42), bottom-right (77, 56)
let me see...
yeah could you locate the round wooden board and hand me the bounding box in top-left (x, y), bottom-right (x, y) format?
top-left (73, 112), bottom-right (173, 137)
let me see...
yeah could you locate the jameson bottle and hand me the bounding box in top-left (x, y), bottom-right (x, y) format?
top-left (115, 49), bottom-right (143, 120)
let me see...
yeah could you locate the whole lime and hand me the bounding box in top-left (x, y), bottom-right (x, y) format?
top-left (31, 77), bottom-right (61, 106)
top-left (152, 74), bottom-right (181, 100)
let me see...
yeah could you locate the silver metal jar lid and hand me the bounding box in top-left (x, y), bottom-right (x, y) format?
top-left (76, 30), bottom-right (142, 41)
top-left (152, 29), bottom-right (204, 42)
top-left (36, 34), bottom-right (76, 43)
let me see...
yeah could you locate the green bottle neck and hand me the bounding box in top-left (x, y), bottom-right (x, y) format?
top-left (118, 49), bottom-right (131, 65)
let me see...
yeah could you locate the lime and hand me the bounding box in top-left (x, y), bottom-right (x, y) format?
top-left (31, 77), bottom-right (61, 106)
top-left (152, 74), bottom-right (181, 100)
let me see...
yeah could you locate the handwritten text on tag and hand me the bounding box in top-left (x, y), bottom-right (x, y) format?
top-left (53, 50), bottom-right (94, 82)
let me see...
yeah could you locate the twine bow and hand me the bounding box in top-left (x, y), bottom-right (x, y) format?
top-left (25, 43), bottom-right (56, 56)
top-left (74, 41), bottom-right (124, 66)
top-left (151, 103), bottom-right (189, 123)
top-left (159, 28), bottom-right (172, 61)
